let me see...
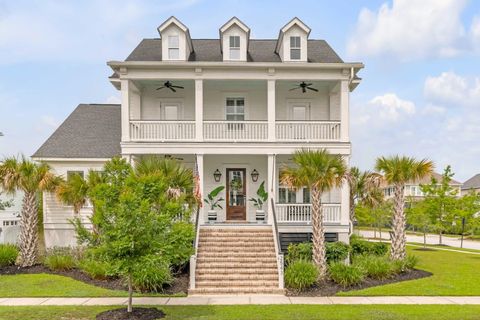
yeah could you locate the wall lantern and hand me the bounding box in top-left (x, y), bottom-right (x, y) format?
top-left (213, 169), bottom-right (222, 182)
top-left (250, 169), bottom-right (259, 182)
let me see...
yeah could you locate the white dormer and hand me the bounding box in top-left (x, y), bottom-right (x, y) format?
top-left (157, 16), bottom-right (193, 61)
top-left (220, 17), bottom-right (250, 62)
top-left (275, 17), bottom-right (311, 62)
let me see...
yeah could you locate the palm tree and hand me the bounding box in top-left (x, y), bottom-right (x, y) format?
top-left (134, 155), bottom-right (194, 205)
top-left (346, 167), bottom-right (382, 223)
top-left (0, 156), bottom-right (59, 266)
top-left (375, 155), bottom-right (433, 260)
top-left (280, 149), bottom-right (347, 279)
top-left (56, 173), bottom-right (88, 216)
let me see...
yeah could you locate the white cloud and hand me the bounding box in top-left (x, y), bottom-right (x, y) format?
top-left (368, 93), bottom-right (416, 121)
top-left (471, 16), bottom-right (480, 51)
top-left (40, 115), bottom-right (59, 128)
top-left (422, 104), bottom-right (446, 115)
top-left (424, 72), bottom-right (480, 107)
top-left (347, 0), bottom-right (469, 59)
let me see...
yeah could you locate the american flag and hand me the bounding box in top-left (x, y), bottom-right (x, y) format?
top-left (194, 155), bottom-right (202, 208)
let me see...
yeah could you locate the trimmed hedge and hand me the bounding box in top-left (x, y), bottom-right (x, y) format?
top-left (286, 241), bottom-right (350, 265)
top-left (285, 260), bottom-right (318, 290)
top-left (350, 236), bottom-right (388, 257)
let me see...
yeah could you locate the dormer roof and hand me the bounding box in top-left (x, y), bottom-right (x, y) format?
top-left (275, 17), bottom-right (311, 53)
top-left (157, 16), bottom-right (193, 54)
top-left (219, 16), bottom-right (250, 52)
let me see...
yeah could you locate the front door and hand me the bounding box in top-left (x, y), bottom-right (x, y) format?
top-left (226, 168), bottom-right (247, 221)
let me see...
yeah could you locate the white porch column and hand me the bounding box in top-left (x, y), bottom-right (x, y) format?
top-left (267, 80), bottom-right (276, 141)
top-left (340, 80), bottom-right (350, 142)
top-left (195, 79), bottom-right (204, 141)
top-left (267, 154), bottom-right (276, 224)
top-left (196, 153), bottom-right (205, 224)
top-left (121, 79), bottom-right (130, 142)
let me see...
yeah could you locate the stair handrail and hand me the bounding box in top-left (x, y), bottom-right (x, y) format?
top-left (270, 197), bottom-right (284, 289)
top-left (189, 206), bottom-right (201, 290)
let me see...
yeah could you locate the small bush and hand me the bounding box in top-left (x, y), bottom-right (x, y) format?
top-left (286, 242), bottom-right (313, 265)
top-left (326, 242), bottom-right (350, 262)
top-left (329, 262), bottom-right (365, 287)
top-left (0, 244), bottom-right (18, 267)
top-left (285, 260), bottom-right (318, 290)
top-left (392, 255), bottom-right (419, 274)
top-left (350, 237), bottom-right (388, 257)
top-left (43, 247), bottom-right (76, 271)
top-left (355, 255), bottom-right (393, 280)
top-left (78, 258), bottom-right (112, 280)
top-left (131, 257), bottom-right (173, 292)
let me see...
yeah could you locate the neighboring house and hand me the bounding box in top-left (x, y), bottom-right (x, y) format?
top-left (32, 17), bottom-right (363, 294)
top-left (0, 191), bottom-right (22, 244)
top-left (462, 174), bottom-right (480, 195)
top-left (383, 172), bottom-right (463, 200)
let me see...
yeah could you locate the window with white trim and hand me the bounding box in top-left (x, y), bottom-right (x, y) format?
top-left (67, 171), bottom-right (84, 181)
top-left (168, 35), bottom-right (180, 59)
top-left (290, 36), bottom-right (301, 60)
top-left (229, 36), bottom-right (241, 60)
top-left (278, 187), bottom-right (297, 204)
top-left (225, 98), bottom-right (245, 121)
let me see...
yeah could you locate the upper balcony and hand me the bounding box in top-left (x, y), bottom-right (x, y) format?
top-left (121, 79), bottom-right (350, 144)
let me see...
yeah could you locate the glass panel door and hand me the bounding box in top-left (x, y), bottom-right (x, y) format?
top-left (226, 168), bottom-right (246, 220)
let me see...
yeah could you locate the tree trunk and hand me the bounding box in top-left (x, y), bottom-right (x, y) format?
top-left (127, 274), bottom-right (133, 313)
top-left (439, 231), bottom-right (443, 245)
top-left (18, 192), bottom-right (39, 267)
top-left (349, 193), bottom-right (355, 224)
top-left (390, 184), bottom-right (407, 260)
top-left (311, 187), bottom-right (327, 280)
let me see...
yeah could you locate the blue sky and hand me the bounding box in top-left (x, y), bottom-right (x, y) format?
top-left (0, 0), bottom-right (479, 180)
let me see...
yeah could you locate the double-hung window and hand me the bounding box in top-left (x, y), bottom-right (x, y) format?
top-left (168, 35), bottom-right (180, 60)
top-left (278, 187), bottom-right (297, 204)
top-left (226, 97), bottom-right (245, 130)
top-left (66, 171), bottom-right (84, 182)
top-left (290, 36), bottom-right (301, 60)
top-left (229, 36), bottom-right (241, 60)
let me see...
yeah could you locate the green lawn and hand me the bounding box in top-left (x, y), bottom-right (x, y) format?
top-left (4, 305), bottom-right (480, 320)
top-left (339, 247), bottom-right (480, 296)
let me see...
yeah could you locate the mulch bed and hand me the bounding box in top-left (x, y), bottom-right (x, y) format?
top-left (96, 307), bottom-right (165, 320)
top-left (0, 264), bottom-right (189, 295)
top-left (286, 269), bottom-right (432, 296)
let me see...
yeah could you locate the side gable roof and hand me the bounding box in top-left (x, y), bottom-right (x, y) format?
top-left (32, 104), bottom-right (121, 159)
top-left (462, 174), bottom-right (480, 190)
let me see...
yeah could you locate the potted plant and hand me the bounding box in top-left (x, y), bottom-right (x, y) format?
top-left (249, 181), bottom-right (268, 222)
top-left (204, 186), bottom-right (225, 222)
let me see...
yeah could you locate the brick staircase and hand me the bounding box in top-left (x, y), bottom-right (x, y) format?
top-left (189, 226), bottom-right (284, 295)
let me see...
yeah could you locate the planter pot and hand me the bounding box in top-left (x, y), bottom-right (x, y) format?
top-left (255, 209), bottom-right (266, 223)
top-left (207, 210), bottom-right (217, 223)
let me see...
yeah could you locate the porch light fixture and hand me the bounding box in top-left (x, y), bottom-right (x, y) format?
top-left (213, 169), bottom-right (222, 182)
top-left (251, 169), bottom-right (259, 182)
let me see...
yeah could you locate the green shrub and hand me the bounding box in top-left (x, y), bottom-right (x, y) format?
top-left (285, 260), bottom-right (318, 290)
top-left (78, 258), bottom-right (113, 280)
top-left (326, 242), bottom-right (350, 262)
top-left (286, 242), bottom-right (312, 265)
top-left (329, 262), bottom-right (365, 287)
top-left (350, 237), bottom-right (388, 257)
top-left (392, 255), bottom-right (419, 274)
top-left (163, 221), bottom-right (195, 270)
top-left (131, 257), bottom-right (173, 292)
top-left (43, 247), bottom-right (76, 271)
top-left (355, 255), bottom-right (393, 280)
top-left (0, 244), bottom-right (18, 267)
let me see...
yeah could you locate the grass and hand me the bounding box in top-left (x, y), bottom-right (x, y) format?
top-left (0, 273), bottom-right (186, 298)
top-left (4, 305), bottom-right (480, 320)
top-left (339, 246), bottom-right (480, 296)
top-left (407, 242), bottom-right (480, 254)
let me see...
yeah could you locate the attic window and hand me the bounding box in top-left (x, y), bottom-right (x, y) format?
top-left (168, 35), bottom-right (180, 59)
top-left (290, 36), bottom-right (301, 60)
top-left (229, 36), bottom-right (240, 60)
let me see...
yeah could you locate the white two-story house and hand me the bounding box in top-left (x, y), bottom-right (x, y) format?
top-left (33, 17), bottom-right (363, 294)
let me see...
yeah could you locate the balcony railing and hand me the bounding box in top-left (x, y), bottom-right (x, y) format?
top-left (275, 203), bottom-right (341, 224)
top-left (130, 120), bottom-right (196, 141)
top-left (276, 121), bottom-right (341, 141)
top-left (203, 120), bottom-right (268, 141)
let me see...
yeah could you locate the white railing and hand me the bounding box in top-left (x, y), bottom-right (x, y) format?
top-left (203, 121), bottom-right (268, 141)
top-left (275, 203), bottom-right (341, 224)
top-left (130, 121), bottom-right (196, 141)
top-left (275, 121), bottom-right (341, 141)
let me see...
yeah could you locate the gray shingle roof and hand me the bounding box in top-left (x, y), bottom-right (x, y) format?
top-left (32, 104), bottom-right (121, 159)
top-left (125, 39), bottom-right (343, 63)
top-left (462, 174), bottom-right (480, 190)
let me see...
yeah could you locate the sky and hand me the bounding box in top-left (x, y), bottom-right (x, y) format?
top-left (0, 0), bottom-right (479, 181)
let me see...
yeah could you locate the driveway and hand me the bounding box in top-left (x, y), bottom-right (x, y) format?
top-left (358, 229), bottom-right (480, 251)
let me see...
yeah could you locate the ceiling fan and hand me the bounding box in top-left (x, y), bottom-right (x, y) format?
top-left (164, 154), bottom-right (184, 161)
top-left (289, 81), bottom-right (318, 93)
top-left (156, 81), bottom-right (184, 92)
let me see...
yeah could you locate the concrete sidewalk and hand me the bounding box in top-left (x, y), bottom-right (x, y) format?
top-left (2, 296), bottom-right (480, 306)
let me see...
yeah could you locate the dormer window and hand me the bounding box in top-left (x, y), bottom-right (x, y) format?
top-left (168, 35), bottom-right (180, 59)
top-left (290, 36), bottom-right (301, 60)
top-left (229, 36), bottom-right (241, 60)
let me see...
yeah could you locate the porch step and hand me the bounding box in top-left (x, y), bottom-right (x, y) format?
top-left (192, 225), bottom-right (281, 295)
